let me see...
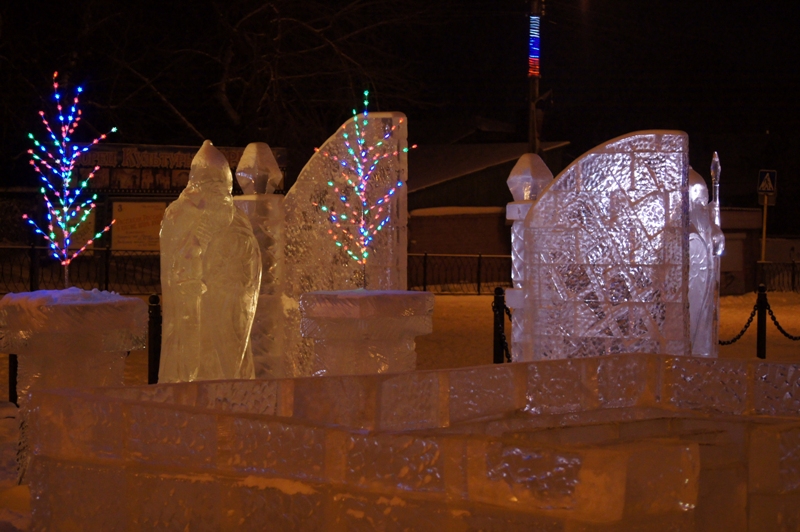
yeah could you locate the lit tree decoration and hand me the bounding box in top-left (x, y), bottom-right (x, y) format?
top-left (312, 90), bottom-right (412, 269)
top-left (22, 71), bottom-right (117, 288)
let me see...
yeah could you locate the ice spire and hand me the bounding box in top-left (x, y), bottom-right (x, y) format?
top-left (710, 152), bottom-right (721, 226)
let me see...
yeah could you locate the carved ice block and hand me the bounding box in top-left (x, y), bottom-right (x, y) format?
top-left (521, 131), bottom-right (691, 360)
top-left (0, 287), bottom-right (146, 404)
top-left (299, 290), bottom-right (433, 376)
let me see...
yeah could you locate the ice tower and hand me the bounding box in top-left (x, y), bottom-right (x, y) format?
top-left (519, 131), bottom-right (690, 360)
top-left (159, 140), bottom-right (261, 382)
top-left (233, 143), bottom-right (286, 378)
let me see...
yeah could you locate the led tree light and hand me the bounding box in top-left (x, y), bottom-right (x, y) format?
top-left (312, 90), bottom-right (413, 268)
top-left (23, 71), bottom-right (117, 287)
top-left (528, 15), bottom-right (541, 78)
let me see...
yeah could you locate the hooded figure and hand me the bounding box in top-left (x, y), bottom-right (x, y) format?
top-left (688, 168), bottom-right (725, 357)
top-left (159, 140), bottom-right (261, 381)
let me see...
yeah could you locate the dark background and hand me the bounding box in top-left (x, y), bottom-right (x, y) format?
top-left (2, 1), bottom-right (799, 232)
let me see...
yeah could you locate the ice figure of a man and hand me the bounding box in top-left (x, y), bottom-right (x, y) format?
top-left (159, 140), bottom-right (261, 382)
top-left (688, 168), bottom-right (725, 357)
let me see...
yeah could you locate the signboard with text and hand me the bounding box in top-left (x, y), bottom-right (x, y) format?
top-left (110, 202), bottom-right (167, 250)
top-left (75, 143), bottom-right (287, 192)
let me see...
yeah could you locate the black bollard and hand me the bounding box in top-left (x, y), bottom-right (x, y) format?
top-left (8, 354), bottom-right (17, 406)
top-left (148, 294), bottom-right (162, 384)
top-left (493, 287), bottom-right (505, 364)
top-left (756, 284), bottom-right (767, 360)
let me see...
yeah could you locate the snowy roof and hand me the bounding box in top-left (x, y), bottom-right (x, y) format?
top-left (407, 141), bottom-right (569, 193)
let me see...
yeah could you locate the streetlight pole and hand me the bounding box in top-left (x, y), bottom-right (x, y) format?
top-left (528, 1), bottom-right (544, 154)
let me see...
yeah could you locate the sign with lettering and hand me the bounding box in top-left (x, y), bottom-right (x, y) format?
top-left (75, 143), bottom-right (287, 191)
top-left (110, 202), bottom-right (168, 250)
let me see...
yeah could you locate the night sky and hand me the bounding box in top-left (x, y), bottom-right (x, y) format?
top-left (2, 0), bottom-right (800, 231)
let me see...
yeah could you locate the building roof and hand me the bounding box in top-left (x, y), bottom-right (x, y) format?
top-left (407, 141), bottom-right (569, 193)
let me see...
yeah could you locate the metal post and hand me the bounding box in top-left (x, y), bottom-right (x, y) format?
top-left (8, 354), bottom-right (17, 406)
top-left (422, 253), bottom-right (428, 292)
top-left (756, 284), bottom-right (767, 360)
top-left (761, 200), bottom-right (768, 262)
top-left (104, 245), bottom-right (112, 291)
top-left (477, 254), bottom-right (483, 295)
top-left (493, 287), bottom-right (505, 364)
top-left (29, 244), bottom-right (39, 292)
top-left (148, 294), bottom-right (162, 384)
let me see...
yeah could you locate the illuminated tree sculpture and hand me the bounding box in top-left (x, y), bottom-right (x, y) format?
top-left (23, 72), bottom-right (117, 288)
top-left (312, 90), bottom-right (411, 277)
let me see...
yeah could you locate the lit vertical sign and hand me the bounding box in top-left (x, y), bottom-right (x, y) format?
top-left (528, 15), bottom-right (541, 78)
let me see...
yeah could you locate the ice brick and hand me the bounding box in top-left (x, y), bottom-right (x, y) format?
top-left (300, 290), bottom-right (433, 376)
top-left (663, 357), bottom-right (748, 414)
top-left (159, 140), bottom-right (260, 382)
top-left (749, 421), bottom-right (800, 494)
top-left (292, 375), bottom-right (378, 430)
top-left (448, 364), bottom-right (525, 424)
top-left (379, 371), bottom-right (448, 431)
top-left (748, 492), bottom-right (800, 532)
top-left (753, 361), bottom-right (800, 416)
top-left (525, 358), bottom-right (595, 414)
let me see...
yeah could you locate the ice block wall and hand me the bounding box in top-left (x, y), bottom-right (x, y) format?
top-left (26, 354), bottom-right (800, 529)
top-left (282, 112), bottom-right (409, 376)
top-left (521, 131), bottom-right (690, 360)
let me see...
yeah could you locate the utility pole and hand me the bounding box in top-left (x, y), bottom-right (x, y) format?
top-left (528, 1), bottom-right (544, 154)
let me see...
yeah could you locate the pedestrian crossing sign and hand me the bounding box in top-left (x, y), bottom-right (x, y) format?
top-left (758, 169), bottom-right (777, 195)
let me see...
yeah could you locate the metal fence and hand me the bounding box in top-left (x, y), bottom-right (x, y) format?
top-left (757, 262), bottom-right (800, 292)
top-left (0, 246), bottom-right (512, 296)
top-left (408, 253), bottom-right (512, 295)
top-left (0, 245), bottom-right (160, 294)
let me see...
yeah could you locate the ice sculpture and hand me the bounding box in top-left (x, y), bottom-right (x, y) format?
top-left (281, 111), bottom-right (409, 376)
top-left (0, 287), bottom-right (146, 403)
top-left (519, 131), bottom-right (690, 360)
top-left (688, 168), bottom-right (725, 357)
top-left (505, 154), bottom-right (553, 361)
top-left (159, 140), bottom-right (260, 382)
top-left (233, 144), bottom-right (285, 378)
top-left (299, 290), bottom-right (433, 375)
top-left (234, 142), bottom-right (283, 194)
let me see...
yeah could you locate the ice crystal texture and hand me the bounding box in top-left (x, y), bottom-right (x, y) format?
top-left (159, 140), bottom-right (260, 382)
top-left (0, 287), bottom-right (146, 404)
top-left (282, 113), bottom-right (409, 376)
top-left (32, 353), bottom-right (800, 529)
top-left (520, 131), bottom-right (690, 360)
top-left (506, 154), bottom-right (553, 361)
top-left (234, 144), bottom-right (285, 378)
top-left (688, 168), bottom-right (725, 357)
top-left (299, 290), bottom-right (433, 376)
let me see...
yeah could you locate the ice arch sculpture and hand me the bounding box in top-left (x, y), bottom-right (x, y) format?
top-left (159, 140), bottom-right (261, 382)
top-left (519, 131), bottom-right (690, 360)
top-left (281, 112), bottom-right (409, 376)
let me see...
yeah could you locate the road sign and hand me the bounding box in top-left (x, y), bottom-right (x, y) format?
top-left (758, 169), bottom-right (777, 195)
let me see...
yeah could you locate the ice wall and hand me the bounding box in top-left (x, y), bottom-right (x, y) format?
top-left (520, 131), bottom-right (690, 360)
top-left (159, 140), bottom-right (261, 382)
top-left (281, 113), bottom-right (409, 376)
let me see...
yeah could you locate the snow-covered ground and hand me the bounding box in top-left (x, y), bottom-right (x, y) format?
top-left (1, 292), bottom-right (795, 392)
